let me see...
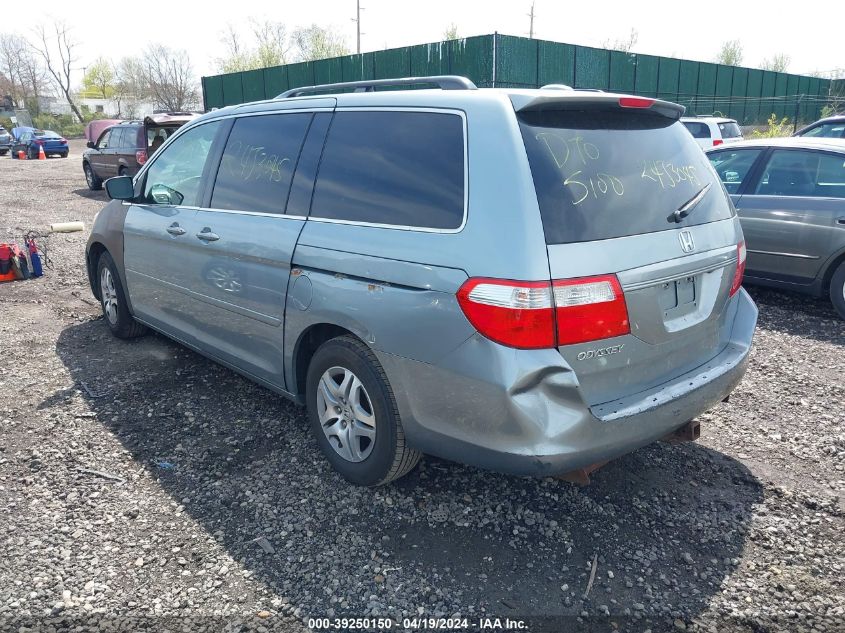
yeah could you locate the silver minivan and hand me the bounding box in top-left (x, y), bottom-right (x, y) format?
top-left (86, 76), bottom-right (757, 486)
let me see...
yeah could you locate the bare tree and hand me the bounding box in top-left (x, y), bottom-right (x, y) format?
top-left (443, 24), bottom-right (459, 41)
top-left (291, 25), bottom-right (349, 62)
top-left (0, 34), bottom-right (47, 111)
top-left (114, 57), bottom-right (148, 118)
top-left (142, 45), bottom-right (200, 111)
top-left (217, 19), bottom-right (290, 72)
top-left (760, 53), bottom-right (790, 73)
top-left (716, 40), bottom-right (743, 66)
top-left (33, 21), bottom-right (84, 122)
top-left (602, 28), bottom-right (638, 53)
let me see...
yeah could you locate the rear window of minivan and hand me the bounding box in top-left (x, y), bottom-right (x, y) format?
top-left (519, 110), bottom-right (732, 244)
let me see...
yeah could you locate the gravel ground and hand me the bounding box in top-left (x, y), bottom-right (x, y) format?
top-left (0, 141), bottom-right (843, 633)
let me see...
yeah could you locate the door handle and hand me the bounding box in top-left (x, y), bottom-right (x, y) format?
top-left (166, 223), bottom-right (186, 236)
top-left (196, 228), bottom-right (220, 242)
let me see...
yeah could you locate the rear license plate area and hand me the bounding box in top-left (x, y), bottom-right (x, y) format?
top-left (659, 277), bottom-right (697, 317)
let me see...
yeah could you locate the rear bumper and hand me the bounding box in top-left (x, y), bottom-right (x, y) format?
top-left (378, 288), bottom-right (757, 477)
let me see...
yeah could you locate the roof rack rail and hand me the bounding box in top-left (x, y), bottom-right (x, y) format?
top-left (276, 75), bottom-right (477, 98)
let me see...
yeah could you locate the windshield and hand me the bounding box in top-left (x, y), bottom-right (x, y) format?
top-left (519, 109), bottom-right (733, 244)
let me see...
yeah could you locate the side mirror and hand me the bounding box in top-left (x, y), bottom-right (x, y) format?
top-left (149, 183), bottom-right (184, 206)
top-left (86, 140), bottom-right (95, 149)
top-left (105, 176), bottom-right (135, 201)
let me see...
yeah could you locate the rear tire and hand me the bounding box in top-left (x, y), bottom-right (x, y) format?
top-left (84, 162), bottom-right (103, 190)
top-left (96, 251), bottom-right (147, 339)
top-left (830, 262), bottom-right (845, 320)
top-left (306, 335), bottom-right (421, 486)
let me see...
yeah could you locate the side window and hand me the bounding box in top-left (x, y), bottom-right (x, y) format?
top-left (718, 122), bottom-right (742, 139)
top-left (311, 111), bottom-right (465, 229)
top-left (142, 121), bottom-right (221, 207)
top-left (97, 130), bottom-right (111, 149)
top-left (707, 149), bottom-right (762, 194)
top-left (210, 113), bottom-right (311, 213)
top-left (753, 150), bottom-right (845, 198)
top-left (801, 123), bottom-right (845, 138)
top-left (683, 122), bottom-right (710, 139)
top-left (121, 127), bottom-right (139, 148)
top-left (110, 128), bottom-right (125, 149)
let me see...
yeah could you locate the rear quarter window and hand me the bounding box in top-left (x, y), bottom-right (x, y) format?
top-left (718, 122), bottom-right (742, 138)
top-left (519, 109), bottom-right (733, 244)
top-left (310, 111), bottom-right (465, 230)
top-left (683, 121), bottom-right (710, 138)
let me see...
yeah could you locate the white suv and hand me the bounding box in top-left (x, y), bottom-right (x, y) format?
top-left (681, 116), bottom-right (743, 149)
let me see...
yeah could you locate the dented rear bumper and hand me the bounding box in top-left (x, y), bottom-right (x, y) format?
top-left (378, 288), bottom-right (757, 477)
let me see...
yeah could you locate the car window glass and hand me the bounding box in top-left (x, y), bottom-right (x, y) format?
top-left (311, 111), bottom-right (465, 229)
top-left (707, 149), bottom-right (762, 194)
top-left (210, 113), bottom-right (311, 214)
top-left (141, 122), bottom-right (221, 207)
top-left (718, 122), bottom-right (742, 138)
top-left (754, 150), bottom-right (845, 198)
top-left (520, 112), bottom-right (731, 243)
top-left (110, 128), bottom-right (124, 148)
top-left (801, 123), bottom-right (845, 138)
top-left (121, 127), bottom-right (138, 148)
top-left (683, 122), bottom-right (710, 138)
top-left (97, 130), bottom-right (111, 149)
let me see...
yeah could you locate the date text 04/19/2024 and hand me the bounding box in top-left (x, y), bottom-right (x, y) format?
top-left (307, 617), bottom-right (527, 630)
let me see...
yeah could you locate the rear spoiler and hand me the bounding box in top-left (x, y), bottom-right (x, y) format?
top-left (511, 92), bottom-right (685, 120)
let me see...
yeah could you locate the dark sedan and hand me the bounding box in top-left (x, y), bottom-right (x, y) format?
top-left (11, 128), bottom-right (69, 159)
top-left (707, 138), bottom-right (845, 318)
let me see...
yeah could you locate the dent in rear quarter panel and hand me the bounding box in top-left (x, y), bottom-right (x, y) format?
top-left (86, 200), bottom-right (130, 307)
top-left (284, 244), bottom-right (474, 394)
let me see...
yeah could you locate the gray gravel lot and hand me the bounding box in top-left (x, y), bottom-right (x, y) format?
top-left (0, 140), bottom-right (843, 632)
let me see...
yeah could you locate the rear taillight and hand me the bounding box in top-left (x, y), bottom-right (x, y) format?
top-left (730, 241), bottom-right (746, 297)
top-left (33, 139), bottom-right (44, 145)
top-left (712, 139), bottom-right (723, 146)
top-left (136, 150), bottom-right (147, 165)
top-left (619, 97), bottom-right (654, 108)
top-left (554, 275), bottom-right (630, 345)
top-left (60, 138), bottom-right (67, 144)
top-left (456, 279), bottom-right (555, 349)
top-left (456, 274), bottom-right (630, 349)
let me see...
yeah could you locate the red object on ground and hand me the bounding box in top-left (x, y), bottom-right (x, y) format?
top-left (38, 144), bottom-right (46, 160)
top-left (17, 150), bottom-right (26, 160)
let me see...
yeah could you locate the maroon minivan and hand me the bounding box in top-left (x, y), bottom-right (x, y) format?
top-left (82, 112), bottom-right (198, 190)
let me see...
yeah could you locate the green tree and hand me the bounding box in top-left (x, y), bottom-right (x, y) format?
top-left (716, 40), bottom-right (743, 66)
top-left (760, 53), bottom-right (790, 73)
top-left (443, 24), bottom-right (459, 40)
top-left (81, 57), bottom-right (115, 98)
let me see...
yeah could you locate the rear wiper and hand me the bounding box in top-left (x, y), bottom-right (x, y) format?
top-left (671, 183), bottom-right (712, 223)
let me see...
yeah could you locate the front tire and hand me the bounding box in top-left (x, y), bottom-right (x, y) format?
top-left (306, 336), bottom-right (421, 486)
top-left (96, 251), bottom-right (147, 339)
top-left (830, 262), bottom-right (845, 320)
top-left (84, 162), bottom-right (103, 190)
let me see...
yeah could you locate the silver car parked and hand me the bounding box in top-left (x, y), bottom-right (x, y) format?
top-left (707, 138), bottom-right (845, 318)
top-left (86, 76), bottom-right (757, 486)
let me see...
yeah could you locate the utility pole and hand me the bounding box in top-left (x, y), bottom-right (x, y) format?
top-left (528, 2), bottom-right (535, 39)
top-left (353, 0), bottom-right (363, 54)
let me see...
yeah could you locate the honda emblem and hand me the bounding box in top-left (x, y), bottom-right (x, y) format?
top-left (679, 230), bottom-right (695, 253)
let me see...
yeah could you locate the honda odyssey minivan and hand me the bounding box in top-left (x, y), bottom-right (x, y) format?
top-left (86, 76), bottom-right (757, 486)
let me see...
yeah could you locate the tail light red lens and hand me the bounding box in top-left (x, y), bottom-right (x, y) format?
top-left (554, 275), bottom-right (630, 345)
top-left (457, 274), bottom-right (630, 349)
top-left (712, 139), bottom-right (724, 146)
top-left (457, 279), bottom-right (555, 349)
top-left (60, 138), bottom-right (67, 144)
top-left (136, 150), bottom-right (147, 165)
top-left (730, 241), bottom-right (746, 297)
